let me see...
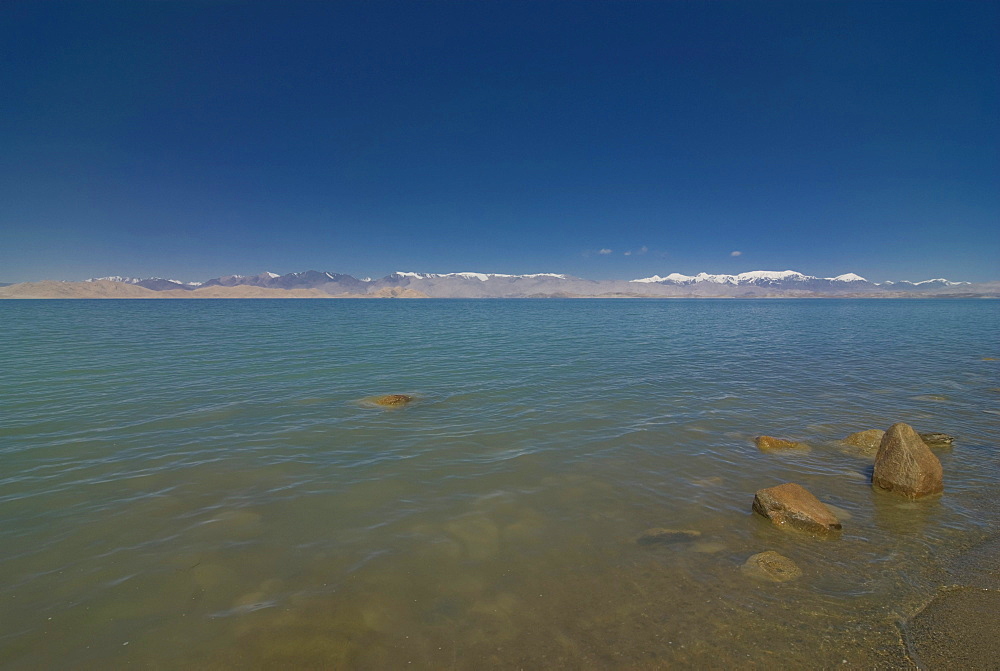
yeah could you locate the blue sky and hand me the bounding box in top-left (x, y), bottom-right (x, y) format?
top-left (2, 1), bottom-right (997, 283)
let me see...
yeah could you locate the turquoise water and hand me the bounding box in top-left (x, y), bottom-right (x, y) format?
top-left (1, 299), bottom-right (998, 668)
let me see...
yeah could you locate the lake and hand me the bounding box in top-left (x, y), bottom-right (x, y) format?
top-left (1, 298), bottom-right (998, 668)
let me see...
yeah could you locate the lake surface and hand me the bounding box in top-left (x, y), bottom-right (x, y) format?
top-left (1, 299), bottom-right (998, 668)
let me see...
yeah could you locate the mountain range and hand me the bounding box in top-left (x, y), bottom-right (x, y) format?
top-left (0, 269), bottom-right (988, 299)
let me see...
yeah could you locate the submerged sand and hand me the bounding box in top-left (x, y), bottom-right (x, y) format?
top-left (902, 535), bottom-right (1000, 668)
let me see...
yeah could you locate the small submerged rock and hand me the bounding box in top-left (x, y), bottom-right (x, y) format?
top-left (919, 432), bottom-right (955, 449)
top-left (752, 483), bottom-right (842, 535)
top-left (755, 435), bottom-right (809, 452)
top-left (843, 429), bottom-right (885, 451)
top-left (873, 422), bottom-right (943, 499)
top-left (370, 394), bottom-right (413, 407)
top-left (636, 528), bottom-right (701, 546)
top-left (741, 551), bottom-right (802, 582)
top-left (823, 503), bottom-right (853, 522)
top-left (844, 428), bottom-right (954, 451)
top-left (911, 394), bottom-right (950, 402)
top-left (446, 515), bottom-right (500, 560)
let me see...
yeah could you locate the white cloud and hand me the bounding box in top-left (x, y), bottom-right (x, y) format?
top-left (623, 251), bottom-right (631, 256)
top-left (599, 248), bottom-right (613, 255)
top-left (730, 250), bottom-right (742, 257)
top-left (639, 246), bottom-right (648, 254)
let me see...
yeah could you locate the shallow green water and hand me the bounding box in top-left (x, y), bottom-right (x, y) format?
top-left (1, 299), bottom-right (998, 668)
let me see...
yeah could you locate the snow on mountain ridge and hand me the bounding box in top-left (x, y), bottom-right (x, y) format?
top-left (631, 270), bottom-right (868, 284)
top-left (737, 270), bottom-right (807, 281)
top-left (393, 271), bottom-right (568, 281)
top-left (83, 270), bottom-right (980, 293)
top-left (86, 276), bottom-right (144, 284)
top-left (911, 278), bottom-right (969, 286)
top-left (86, 276), bottom-right (191, 285)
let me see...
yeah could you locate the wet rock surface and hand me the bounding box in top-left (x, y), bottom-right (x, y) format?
top-left (754, 436), bottom-right (808, 452)
top-left (872, 423), bottom-right (944, 498)
top-left (752, 483), bottom-right (842, 534)
top-left (740, 551), bottom-right (802, 582)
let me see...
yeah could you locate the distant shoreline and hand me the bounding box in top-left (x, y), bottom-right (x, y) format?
top-left (1, 280), bottom-right (996, 301)
top-left (4, 271), bottom-right (998, 300)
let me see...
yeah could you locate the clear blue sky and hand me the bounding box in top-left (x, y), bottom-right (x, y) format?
top-left (2, 1), bottom-right (997, 283)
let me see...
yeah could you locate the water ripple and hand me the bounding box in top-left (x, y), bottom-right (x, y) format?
top-left (0, 299), bottom-right (998, 667)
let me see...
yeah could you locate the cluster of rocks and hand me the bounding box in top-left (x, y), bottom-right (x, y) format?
top-left (739, 422), bottom-right (948, 581)
top-left (375, 392), bottom-right (953, 588)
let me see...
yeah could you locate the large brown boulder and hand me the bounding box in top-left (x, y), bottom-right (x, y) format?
top-left (872, 423), bottom-right (943, 498)
top-left (843, 429), bottom-right (885, 451)
top-left (752, 483), bottom-right (842, 534)
top-left (755, 436), bottom-right (808, 452)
